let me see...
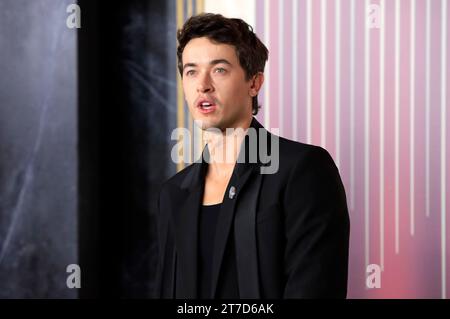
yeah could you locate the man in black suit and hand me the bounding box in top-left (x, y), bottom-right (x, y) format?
top-left (154, 13), bottom-right (350, 299)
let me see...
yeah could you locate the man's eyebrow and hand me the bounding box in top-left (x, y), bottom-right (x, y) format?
top-left (182, 59), bottom-right (232, 71)
top-left (209, 59), bottom-right (232, 66)
top-left (182, 63), bottom-right (197, 71)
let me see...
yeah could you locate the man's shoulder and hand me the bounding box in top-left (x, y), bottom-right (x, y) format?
top-left (275, 136), bottom-right (344, 198)
top-left (276, 135), bottom-right (334, 168)
top-left (159, 162), bottom-right (198, 193)
top-left (277, 135), bottom-right (317, 157)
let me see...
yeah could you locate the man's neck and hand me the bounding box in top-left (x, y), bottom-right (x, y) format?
top-left (205, 116), bottom-right (252, 178)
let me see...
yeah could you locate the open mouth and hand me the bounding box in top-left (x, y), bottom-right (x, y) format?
top-left (199, 102), bottom-right (214, 109)
top-left (197, 99), bottom-right (217, 113)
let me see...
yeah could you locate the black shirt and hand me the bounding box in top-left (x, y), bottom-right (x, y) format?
top-left (198, 202), bottom-right (240, 299)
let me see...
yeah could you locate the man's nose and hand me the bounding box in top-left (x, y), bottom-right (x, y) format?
top-left (197, 73), bottom-right (213, 93)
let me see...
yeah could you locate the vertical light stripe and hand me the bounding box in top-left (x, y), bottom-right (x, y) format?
top-left (293, 0), bottom-right (298, 141)
top-left (193, 0), bottom-right (198, 159)
top-left (350, 0), bottom-right (355, 211)
top-left (197, 0), bottom-right (204, 13)
top-left (335, 0), bottom-right (341, 169)
top-left (321, 0), bottom-right (327, 148)
top-left (187, 0), bottom-right (192, 17)
top-left (364, 0), bottom-right (371, 269)
top-left (204, 0), bottom-right (255, 27)
top-left (196, 0), bottom-right (205, 158)
top-left (410, 0), bottom-right (416, 236)
top-left (306, 0), bottom-right (312, 144)
top-left (279, 0), bottom-right (284, 136)
top-left (264, 0), bottom-right (270, 129)
top-left (395, 0), bottom-right (400, 254)
top-left (187, 0), bottom-right (193, 163)
top-left (425, 0), bottom-right (431, 217)
top-left (440, 0), bottom-right (447, 300)
top-left (176, 0), bottom-right (185, 172)
top-left (380, 0), bottom-right (385, 271)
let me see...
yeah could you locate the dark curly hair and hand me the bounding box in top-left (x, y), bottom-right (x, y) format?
top-left (177, 13), bottom-right (269, 115)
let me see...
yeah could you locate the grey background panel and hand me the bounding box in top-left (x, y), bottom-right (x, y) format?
top-left (0, 0), bottom-right (77, 298)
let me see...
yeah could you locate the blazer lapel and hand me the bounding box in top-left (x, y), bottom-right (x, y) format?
top-left (209, 163), bottom-right (258, 298)
top-left (172, 158), bottom-right (208, 298)
top-left (210, 117), bottom-right (268, 298)
top-left (233, 171), bottom-right (263, 298)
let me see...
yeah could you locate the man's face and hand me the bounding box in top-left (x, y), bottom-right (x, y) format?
top-left (181, 37), bottom-right (255, 131)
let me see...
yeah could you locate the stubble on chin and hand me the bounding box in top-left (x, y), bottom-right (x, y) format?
top-left (194, 117), bottom-right (226, 132)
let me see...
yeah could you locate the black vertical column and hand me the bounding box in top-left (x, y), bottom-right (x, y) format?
top-left (78, 0), bottom-right (177, 298)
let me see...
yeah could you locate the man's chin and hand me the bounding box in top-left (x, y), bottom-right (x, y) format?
top-left (194, 119), bottom-right (224, 131)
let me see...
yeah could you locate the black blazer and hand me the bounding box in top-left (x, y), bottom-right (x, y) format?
top-left (154, 117), bottom-right (350, 299)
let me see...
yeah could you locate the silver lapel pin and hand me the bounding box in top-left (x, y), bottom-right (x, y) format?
top-left (229, 186), bottom-right (236, 199)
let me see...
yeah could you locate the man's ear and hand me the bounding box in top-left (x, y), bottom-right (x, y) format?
top-left (249, 72), bottom-right (264, 97)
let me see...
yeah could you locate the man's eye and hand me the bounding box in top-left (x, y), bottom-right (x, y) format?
top-left (186, 70), bottom-right (196, 76)
top-left (215, 68), bottom-right (226, 74)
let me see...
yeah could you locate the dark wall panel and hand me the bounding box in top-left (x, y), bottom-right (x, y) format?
top-left (78, 0), bottom-right (177, 298)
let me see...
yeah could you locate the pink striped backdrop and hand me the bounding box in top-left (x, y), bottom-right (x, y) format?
top-left (254, 0), bottom-right (449, 298)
